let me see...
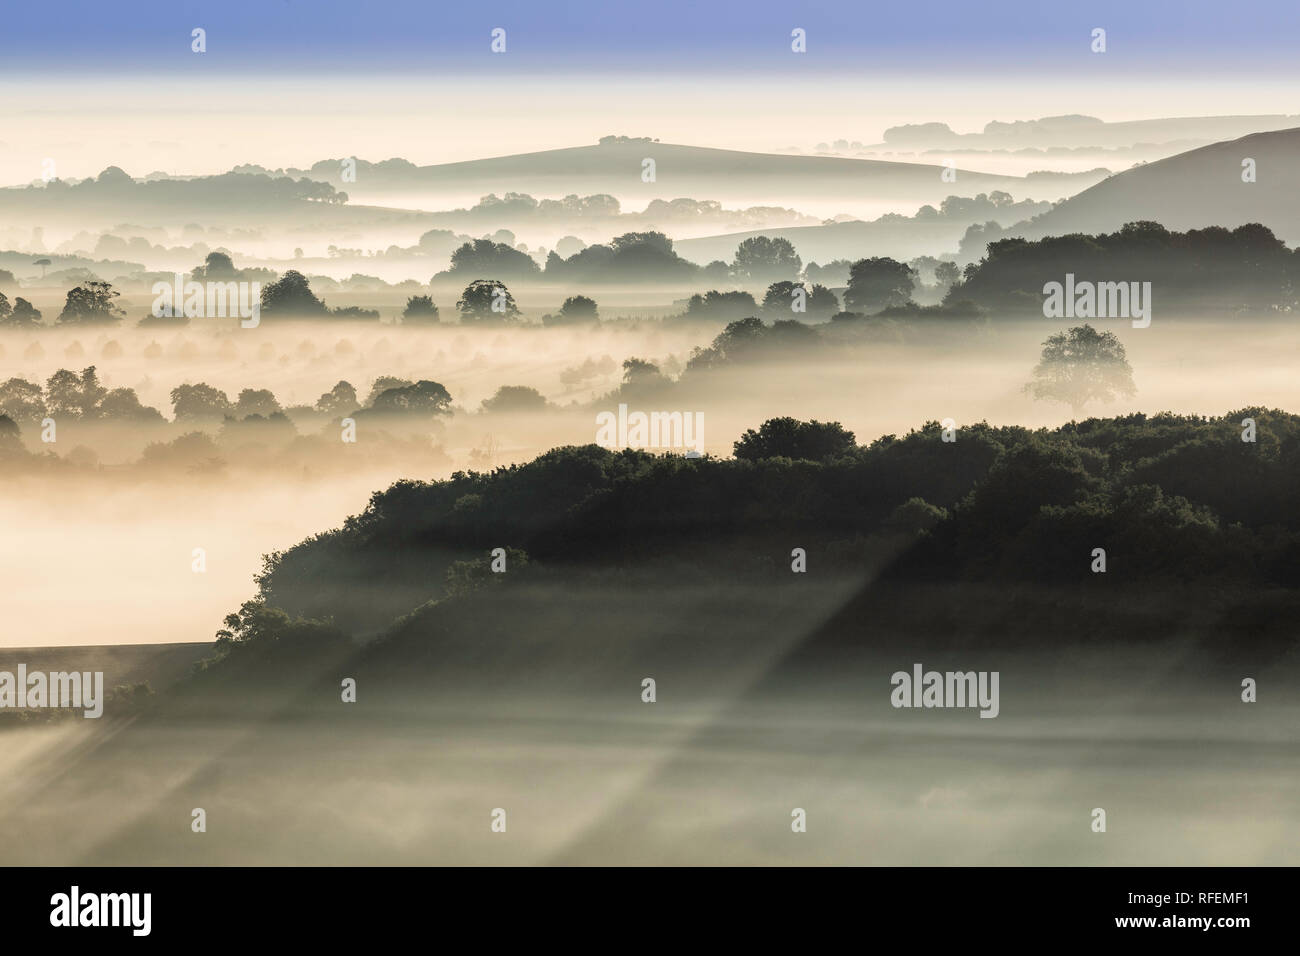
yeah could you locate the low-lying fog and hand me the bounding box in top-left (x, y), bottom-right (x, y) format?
top-left (4, 316), bottom-right (1298, 647)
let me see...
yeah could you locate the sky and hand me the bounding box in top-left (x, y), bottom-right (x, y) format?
top-left (4, 0), bottom-right (1300, 73)
top-left (1, 0), bottom-right (1298, 183)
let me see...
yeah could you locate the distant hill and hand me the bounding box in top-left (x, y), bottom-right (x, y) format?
top-left (874, 113), bottom-right (1300, 150)
top-left (292, 140), bottom-right (1088, 206)
top-left (997, 128), bottom-right (1300, 244)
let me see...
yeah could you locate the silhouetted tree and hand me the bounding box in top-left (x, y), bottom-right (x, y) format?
top-left (558, 295), bottom-right (599, 322)
top-left (44, 367), bottom-right (107, 418)
top-left (733, 236), bottom-right (802, 281)
top-left (235, 388), bottom-right (283, 419)
top-left (456, 280), bottom-right (520, 322)
top-left (260, 270), bottom-right (328, 318)
top-left (6, 298), bottom-right (42, 327)
top-left (0, 378), bottom-right (45, 424)
top-left (844, 258), bottom-right (915, 313)
top-left (1023, 324), bottom-right (1137, 414)
top-left (401, 295), bottom-right (440, 324)
top-left (171, 383), bottom-right (233, 422)
top-left (315, 381), bottom-right (358, 416)
top-left (481, 386), bottom-right (548, 413)
top-left (733, 417), bottom-right (856, 462)
top-left (369, 380), bottom-right (453, 416)
top-left (57, 281), bottom-right (125, 325)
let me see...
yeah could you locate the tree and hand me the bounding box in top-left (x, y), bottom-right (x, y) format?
top-left (733, 236), bottom-right (802, 281)
top-left (447, 239), bottom-right (540, 276)
top-left (621, 358), bottom-right (665, 388)
top-left (558, 295), bottom-right (599, 323)
top-left (481, 386), bottom-right (548, 413)
top-left (96, 388), bottom-right (165, 423)
top-left (0, 293), bottom-right (9, 321)
top-left (934, 261), bottom-right (961, 289)
top-left (260, 270), bottom-right (328, 318)
top-left (0, 378), bottom-right (46, 424)
top-left (733, 417), bottom-right (857, 462)
top-left (369, 380), bottom-right (453, 416)
top-left (5, 298), bottom-right (42, 327)
top-left (401, 295), bottom-right (440, 324)
top-left (844, 257), bottom-right (915, 313)
top-left (171, 383), bottom-right (233, 422)
top-left (44, 367), bottom-right (107, 418)
top-left (192, 251), bottom-right (237, 280)
top-left (761, 281), bottom-right (839, 319)
top-left (315, 381), bottom-right (358, 416)
top-left (684, 289), bottom-right (758, 321)
top-left (33, 258), bottom-right (51, 278)
top-left (1023, 324), bottom-right (1137, 414)
top-left (456, 279), bottom-right (520, 322)
top-left (235, 388), bottom-right (283, 419)
top-left (57, 281), bottom-right (125, 325)
top-left (365, 376), bottom-right (413, 407)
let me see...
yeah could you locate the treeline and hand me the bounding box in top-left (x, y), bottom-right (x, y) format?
top-left (226, 409), bottom-right (1300, 643)
top-left (7, 221), bottom-right (1296, 330)
top-left (951, 221), bottom-right (1300, 314)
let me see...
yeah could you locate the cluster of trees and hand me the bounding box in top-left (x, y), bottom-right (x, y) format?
top-left (0, 368), bottom-right (462, 432)
top-left (952, 221), bottom-right (1300, 313)
top-left (0, 366), bottom-right (163, 425)
top-left (0, 292), bottom-right (42, 326)
top-left (28, 167), bottom-right (348, 204)
top-left (229, 408), bottom-right (1300, 643)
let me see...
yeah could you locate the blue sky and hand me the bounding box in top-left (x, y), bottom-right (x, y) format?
top-left (3, 0), bottom-right (1297, 75)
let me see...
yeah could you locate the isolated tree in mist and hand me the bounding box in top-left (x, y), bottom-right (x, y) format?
top-left (401, 295), bottom-right (439, 324)
top-left (33, 259), bottom-right (51, 278)
top-left (57, 281), bottom-right (125, 325)
top-left (1023, 324), bottom-right (1136, 415)
top-left (732, 236), bottom-right (802, 281)
top-left (260, 270), bottom-right (328, 318)
top-left (844, 257), bottom-right (915, 313)
top-left (733, 417), bottom-right (857, 462)
top-left (558, 295), bottom-right (599, 322)
top-left (456, 279), bottom-right (520, 322)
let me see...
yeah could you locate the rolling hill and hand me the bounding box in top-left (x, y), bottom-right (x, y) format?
top-left (998, 127), bottom-right (1300, 245)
